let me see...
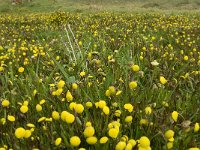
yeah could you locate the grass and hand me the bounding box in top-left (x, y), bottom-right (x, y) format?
top-left (0, 11), bottom-right (200, 149)
top-left (0, 0), bottom-right (200, 13)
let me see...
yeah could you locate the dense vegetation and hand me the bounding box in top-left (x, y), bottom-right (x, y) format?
top-left (0, 12), bottom-right (200, 150)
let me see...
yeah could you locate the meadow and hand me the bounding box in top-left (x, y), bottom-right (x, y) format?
top-left (0, 1), bottom-right (200, 150)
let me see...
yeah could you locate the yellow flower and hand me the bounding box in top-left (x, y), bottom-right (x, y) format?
top-left (18, 67), bottom-right (24, 73)
top-left (103, 106), bottom-right (110, 115)
top-left (0, 118), bottom-right (6, 125)
top-left (70, 136), bottom-right (81, 147)
top-left (184, 55), bottom-right (189, 61)
top-left (124, 103), bottom-right (134, 112)
top-left (167, 142), bottom-right (173, 149)
top-left (86, 121), bottom-right (92, 127)
top-left (26, 123), bottom-right (35, 128)
top-left (20, 105), bottom-right (28, 113)
top-left (99, 136), bottom-right (108, 144)
top-left (65, 113), bottom-right (75, 123)
top-left (55, 88), bottom-right (63, 96)
top-left (145, 107), bottom-right (152, 115)
top-left (128, 139), bottom-right (136, 147)
top-left (188, 148), bottom-right (200, 150)
top-left (1, 100), bottom-right (10, 107)
top-left (125, 116), bottom-right (133, 123)
top-left (39, 99), bottom-right (46, 105)
top-left (98, 100), bottom-right (107, 109)
top-left (55, 138), bottom-right (62, 146)
top-left (36, 104), bottom-right (42, 112)
top-left (114, 110), bottom-right (121, 117)
top-left (129, 81), bottom-right (137, 89)
top-left (108, 86), bottom-right (116, 95)
top-left (75, 104), bottom-right (84, 114)
top-left (80, 71), bottom-right (86, 77)
top-left (140, 119), bottom-right (149, 126)
top-left (61, 111), bottom-right (68, 121)
top-left (131, 65), bottom-right (140, 72)
top-left (86, 102), bottom-right (93, 108)
top-left (116, 90), bottom-right (122, 96)
top-left (125, 143), bottom-right (133, 150)
top-left (7, 115), bottom-right (15, 122)
top-left (66, 90), bottom-right (73, 101)
top-left (115, 141), bottom-right (126, 150)
top-left (23, 101), bottom-right (29, 106)
top-left (38, 117), bottom-right (46, 123)
top-left (24, 130), bottom-right (32, 138)
top-left (72, 83), bottom-right (78, 90)
top-left (105, 90), bottom-right (111, 97)
top-left (139, 136), bottom-right (150, 148)
top-left (86, 136), bottom-right (97, 145)
top-left (15, 127), bottom-right (26, 139)
top-left (78, 41), bottom-right (82, 46)
top-left (194, 123), bottom-right (199, 132)
top-left (57, 80), bottom-right (65, 89)
top-left (160, 76), bottom-right (167, 85)
top-left (171, 111), bottom-right (179, 122)
top-left (52, 111), bottom-right (60, 120)
top-left (108, 128), bottom-right (119, 138)
top-left (84, 126), bottom-right (95, 137)
top-left (69, 102), bottom-right (77, 110)
top-left (164, 130), bottom-right (174, 141)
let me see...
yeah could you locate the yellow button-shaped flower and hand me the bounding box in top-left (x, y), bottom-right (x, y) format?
top-left (103, 106), bottom-right (110, 115)
top-left (2, 100), bottom-right (10, 107)
top-left (86, 136), bottom-right (97, 145)
top-left (57, 80), bottom-right (65, 89)
top-left (194, 123), bottom-right (199, 132)
top-left (84, 126), bottom-right (95, 137)
top-left (99, 136), bottom-right (108, 144)
top-left (15, 127), bottom-right (26, 139)
top-left (52, 111), bottom-right (60, 120)
top-left (75, 104), bottom-right (84, 114)
top-left (18, 67), bottom-right (24, 73)
top-left (66, 90), bottom-right (73, 102)
top-left (70, 136), bottom-right (81, 147)
top-left (129, 81), bottom-right (137, 89)
top-left (164, 130), bottom-right (174, 140)
top-left (108, 128), bottom-right (119, 138)
top-left (160, 76), bottom-right (167, 85)
top-left (131, 65), bottom-right (140, 72)
top-left (20, 105), bottom-right (28, 113)
top-left (139, 136), bottom-right (150, 148)
top-left (115, 141), bottom-right (126, 150)
top-left (7, 115), bottom-right (15, 122)
top-left (171, 111), bottom-right (178, 122)
top-left (55, 137), bottom-right (62, 146)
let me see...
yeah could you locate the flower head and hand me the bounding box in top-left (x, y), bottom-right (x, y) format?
top-left (160, 76), bottom-right (167, 85)
top-left (86, 136), bottom-right (97, 145)
top-left (70, 136), bottom-right (81, 147)
top-left (15, 127), bottom-right (26, 139)
top-left (55, 138), bottom-right (62, 146)
top-left (99, 136), bottom-right (108, 144)
top-left (84, 126), bottom-right (95, 137)
top-left (18, 67), bottom-right (24, 73)
top-left (2, 100), bottom-right (10, 107)
top-left (194, 123), bottom-right (199, 132)
top-left (131, 64), bottom-right (140, 72)
top-left (171, 111), bottom-right (179, 122)
top-left (129, 81), bottom-right (137, 89)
